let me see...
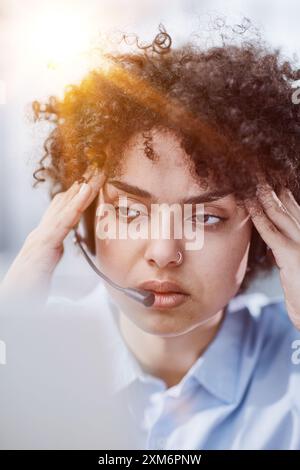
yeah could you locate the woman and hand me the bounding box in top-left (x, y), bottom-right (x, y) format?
top-left (1, 22), bottom-right (300, 449)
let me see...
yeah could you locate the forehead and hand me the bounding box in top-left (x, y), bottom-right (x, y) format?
top-left (114, 129), bottom-right (204, 195)
top-left (108, 129), bottom-right (236, 206)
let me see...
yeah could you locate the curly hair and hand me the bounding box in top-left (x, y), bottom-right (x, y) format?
top-left (31, 20), bottom-right (300, 295)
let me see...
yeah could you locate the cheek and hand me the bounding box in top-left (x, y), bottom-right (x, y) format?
top-left (95, 237), bottom-right (140, 283)
top-left (220, 219), bottom-right (252, 288)
top-left (95, 238), bottom-right (123, 278)
top-left (192, 217), bottom-right (252, 280)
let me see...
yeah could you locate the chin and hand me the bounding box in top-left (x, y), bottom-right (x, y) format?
top-left (123, 303), bottom-right (201, 336)
top-left (131, 316), bottom-right (190, 337)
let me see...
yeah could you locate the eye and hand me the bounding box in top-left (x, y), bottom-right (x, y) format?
top-left (114, 205), bottom-right (143, 222)
top-left (190, 213), bottom-right (227, 227)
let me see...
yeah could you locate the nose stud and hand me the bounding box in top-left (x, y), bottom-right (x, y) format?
top-left (176, 251), bottom-right (183, 265)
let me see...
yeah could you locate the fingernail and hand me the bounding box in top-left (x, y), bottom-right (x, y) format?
top-left (77, 176), bottom-right (88, 184)
top-left (78, 182), bottom-right (90, 196)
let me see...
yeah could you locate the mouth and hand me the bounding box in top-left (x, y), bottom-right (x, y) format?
top-left (137, 280), bottom-right (190, 309)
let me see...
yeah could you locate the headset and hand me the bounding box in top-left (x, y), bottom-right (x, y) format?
top-left (73, 228), bottom-right (155, 307)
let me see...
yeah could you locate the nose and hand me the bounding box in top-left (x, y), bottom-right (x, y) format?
top-left (144, 239), bottom-right (184, 269)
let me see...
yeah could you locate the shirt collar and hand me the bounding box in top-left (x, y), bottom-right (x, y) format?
top-left (80, 282), bottom-right (269, 403)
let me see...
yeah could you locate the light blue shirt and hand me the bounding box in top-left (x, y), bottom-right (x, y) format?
top-left (48, 281), bottom-right (300, 450)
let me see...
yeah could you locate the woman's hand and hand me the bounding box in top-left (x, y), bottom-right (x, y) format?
top-left (244, 180), bottom-right (300, 331)
top-left (0, 167), bottom-right (106, 308)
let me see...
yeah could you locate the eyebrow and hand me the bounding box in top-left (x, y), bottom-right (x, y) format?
top-left (107, 179), bottom-right (233, 204)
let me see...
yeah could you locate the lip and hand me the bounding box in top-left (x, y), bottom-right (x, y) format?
top-left (137, 280), bottom-right (188, 294)
top-left (137, 280), bottom-right (189, 309)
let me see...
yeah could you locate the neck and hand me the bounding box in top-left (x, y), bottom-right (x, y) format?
top-left (118, 307), bottom-right (226, 388)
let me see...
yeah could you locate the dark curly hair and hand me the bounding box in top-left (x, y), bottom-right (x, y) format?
top-left (31, 20), bottom-right (300, 295)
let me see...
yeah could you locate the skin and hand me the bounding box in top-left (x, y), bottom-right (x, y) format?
top-left (94, 128), bottom-right (253, 386)
top-left (2, 127), bottom-right (300, 388)
top-left (0, 167), bottom-right (106, 307)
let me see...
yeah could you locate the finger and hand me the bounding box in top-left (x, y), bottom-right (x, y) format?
top-left (244, 197), bottom-right (286, 250)
top-left (52, 166), bottom-right (106, 209)
top-left (50, 181), bottom-right (80, 208)
top-left (79, 168), bottom-right (107, 210)
top-left (37, 167), bottom-right (106, 246)
top-left (256, 184), bottom-right (300, 242)
top-left (51, 174), bottom-right (93, 210)
top-left (48, 182), bottom-right (93, 247)
top-left (278, 187), bottom-right (300, 224)
top-left (84, 167), bottom-right (106, 191)
top-left (54, 170), bottom-right (106, 241)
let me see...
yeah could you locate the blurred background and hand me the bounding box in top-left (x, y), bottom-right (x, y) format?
top-left (1, 0), bottom-right (299, 299)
